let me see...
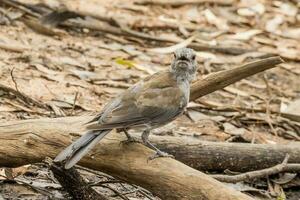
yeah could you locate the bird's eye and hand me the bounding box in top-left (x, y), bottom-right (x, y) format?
top-left (173, 53), bottom-right (177, 58)
top-left (192, 55), bottom-right (196, 60)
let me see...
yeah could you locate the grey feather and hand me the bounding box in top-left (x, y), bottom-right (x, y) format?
top-left (54, 130), bottom-right (110, 168)
top-left (64, 130), bottom-right (110, 169)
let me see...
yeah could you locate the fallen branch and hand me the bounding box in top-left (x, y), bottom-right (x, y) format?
top-left (190, 56), bottom-right (284, 100)
top-left (211, 155), bottom-right (300, 183)
top-left (0, 118), bottom-right (253, 200)
top-left (1, 116), bottom-right (300, 171)
top-left (149, 134), bottom-right (300, 172)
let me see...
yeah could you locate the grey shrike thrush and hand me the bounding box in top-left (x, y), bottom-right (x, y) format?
top-left (55, 47), bottom-right (198, 169)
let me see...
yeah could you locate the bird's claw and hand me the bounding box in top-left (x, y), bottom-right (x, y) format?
top-left (120, 137), bottom-right (141, 145)
top-left (148, 151), bottom-right (174, 161)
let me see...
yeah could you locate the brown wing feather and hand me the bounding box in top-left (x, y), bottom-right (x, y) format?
top-left (85, 71), bottom-right (184, 130)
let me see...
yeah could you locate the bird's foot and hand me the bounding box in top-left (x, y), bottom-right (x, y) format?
top-left (120, 137), bottom-right (141, 145)
top-left (148, 150), bottom-right (174, 160)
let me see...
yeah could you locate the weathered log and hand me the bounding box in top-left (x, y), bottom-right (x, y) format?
top-left (151, 135), bottom-right (300, 172)
top-left (2, 115), bottom-right (299, 173)
top-left (0, 117), bottom-right (253, 200)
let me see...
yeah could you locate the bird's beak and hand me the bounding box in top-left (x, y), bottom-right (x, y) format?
top-left (177, 60), bottom-right (189, 69)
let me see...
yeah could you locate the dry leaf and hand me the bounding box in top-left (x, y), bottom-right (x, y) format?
top-left (272, 173), bottom-right (297, 185)
top-left (204, 9), bottom-right (229, 30)
top-left (223, 123), bottom-right (245, 135)
top-left (281, 28), bottom-right (300, 40)
top-left (279, 63), bottom-right (300, 75)
top-left (224, 86), bottom-right (250, 97)
top-left (237, 3), bottom-right (265, 16)
top-left (148, 34), bottom-right (198, 54)
top-left (227, 30), bottom-right (262, 41)
top-left (274, 2), bottom-right (298, 17)
top-left (187, 110), bottom-right (210, 122)
top-left (0, 34), bottom-right (30, 53)
top-left (186, 7), bottom-right (201, 22)
top-left (281, 99), bottom-right (300, 122)
top-left (265, 15), bottom-right (284, 33)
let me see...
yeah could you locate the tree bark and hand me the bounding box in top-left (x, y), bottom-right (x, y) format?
top-left (0, 117), bottom-right (254, 200)
top-left (151, 135), bottom-right (300, 172)
top-left (190, 56), bottom-right (283, 101)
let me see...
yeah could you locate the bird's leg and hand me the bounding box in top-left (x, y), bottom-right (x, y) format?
top-left (121, 128), bottom-right (140, 143)
top-left (141, 130), bottom-right (174, 160)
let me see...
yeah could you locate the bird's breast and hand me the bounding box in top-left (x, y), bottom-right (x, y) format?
top-left (178, 80), bottom-right (190, 108)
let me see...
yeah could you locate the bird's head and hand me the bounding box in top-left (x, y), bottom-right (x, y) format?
top-left (170, 48), bottom-right (198, 81)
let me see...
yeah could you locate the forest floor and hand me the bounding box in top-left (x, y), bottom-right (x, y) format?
top-left (0, 0), bottom-right (299, 199)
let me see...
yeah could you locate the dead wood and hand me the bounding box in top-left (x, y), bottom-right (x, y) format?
top-left (149, 134), bottom-right (300, 172)
top-left (1, 115), bottom-right (300, 172)
top-left (0, 118), bottom-right (253, 200)
top-left (190, 56), bottom-right (284, 100)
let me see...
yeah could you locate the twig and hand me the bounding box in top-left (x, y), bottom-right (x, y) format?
top-left (211, 154), bottom-right (300, 183)
top-left (10, 67), bottom-right (19, 92)
top-left (119, 189), bottom-right (139, 196)
top-left (98, 185), bottom-right (130, 200)
top-left (92, 80), bottom-right (132, 89)
top-left (189, 43), bottom-right (253, 55)
top-left (0, 42), bottom-right (29, 52)
top-left (264, 98), bottom-right (278, 135)
top-left (195, 99), bottom-right (275, 114)
top-left (75, 165), bottom-right (115, 180)
top-left (89, 180), bottom-right (121, 187)
top-left (263, 75), bottom-right (278, 136)
top-left (71, 92), bottom-right (78, 115)
top-left (135, 0), bottom-right (234, 6)
top-left (88, 171), bottom-right (156, 200)
top-left (194, 99), bottom-right (300, 127)
top-left (132, 185), bottom-right (156, 200)
top-left (0, 83), bottom-right (48, 109)
top-left (0, 174), bottom-right (54, 197)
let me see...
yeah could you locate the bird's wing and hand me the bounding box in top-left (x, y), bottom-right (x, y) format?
top-left (86, 72), bottom-right (185, 130)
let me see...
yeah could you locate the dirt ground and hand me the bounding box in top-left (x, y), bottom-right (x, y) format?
top-left (0, 0), bottom-right (299, 199)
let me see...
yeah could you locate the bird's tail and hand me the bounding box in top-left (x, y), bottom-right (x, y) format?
top-left (54, 129), bottom-right (111, 169)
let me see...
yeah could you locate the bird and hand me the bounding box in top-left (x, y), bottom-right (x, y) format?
top-left (55, 47), bottom-right (198, 169)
